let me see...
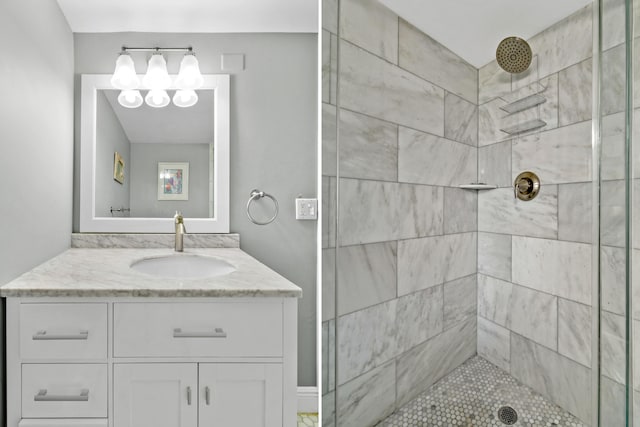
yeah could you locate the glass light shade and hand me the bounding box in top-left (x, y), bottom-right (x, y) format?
top-left (117, 90), bottom-right (143, 108)
top-left (173, 89), bottom-right (198, 108)
top-left (142, 53), bottom-right (171, 90)
top-left (110, 53), bottom-right (139, 90)
top-left (145, 89), bottom-right (170, 108)
top-left (175, 53), bottom-right (204, 90)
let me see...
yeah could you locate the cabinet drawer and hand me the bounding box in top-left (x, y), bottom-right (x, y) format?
top-left (20, 304), bottom-right (107, 360)
top-left (21, 364), bottom-right (108, 418)
top-left (18, 419), bottom-right (108, 427)
top-left (114, 302), bottom-right (283, 357)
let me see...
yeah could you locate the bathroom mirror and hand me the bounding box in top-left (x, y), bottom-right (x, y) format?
top-left (79, 74), bottom-right (230, 233)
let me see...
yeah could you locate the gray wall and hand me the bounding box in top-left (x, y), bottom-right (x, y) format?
top-left (96, 91), bottom-right (131, 217)
top-left (73, 33), bottom-right (318, 387)
top-left (322, 0), bottom-right (478, 424)
top-left (130, 143), bottom-right (210, 218)
top-left (0, 1), bottom-right (74, 423)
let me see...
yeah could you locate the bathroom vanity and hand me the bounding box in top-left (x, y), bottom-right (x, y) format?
top-left (1, 235), bottom-right (301, 427)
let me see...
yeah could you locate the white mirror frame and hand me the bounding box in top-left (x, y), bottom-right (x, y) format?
top-left (79, 74), bottom-right (230, 233)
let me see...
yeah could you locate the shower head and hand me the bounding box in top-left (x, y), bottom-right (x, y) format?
top-left (496, 36), bottom-right (532, 74)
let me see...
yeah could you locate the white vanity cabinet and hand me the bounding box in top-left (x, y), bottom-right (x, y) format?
top-left (6, 297), bottom-right (298, 427)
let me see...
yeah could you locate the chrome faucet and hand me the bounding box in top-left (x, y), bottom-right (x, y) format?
top-left (174, 211), bottom-right (186, 252)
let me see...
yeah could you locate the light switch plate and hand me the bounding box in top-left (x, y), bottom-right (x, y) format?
top-left (295, 198), bottom-right (317, 220)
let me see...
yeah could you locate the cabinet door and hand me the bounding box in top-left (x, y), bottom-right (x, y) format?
top-left (199, 364), bottom-right (283, 427)
top-left (114, 364), bottom-right (197, 427)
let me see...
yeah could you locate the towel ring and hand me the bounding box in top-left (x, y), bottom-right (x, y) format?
top-left (246, 189), bottom-right (279, 225)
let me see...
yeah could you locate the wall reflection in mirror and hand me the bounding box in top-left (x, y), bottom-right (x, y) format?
top-left (95, 89), bottom-right (215, 219)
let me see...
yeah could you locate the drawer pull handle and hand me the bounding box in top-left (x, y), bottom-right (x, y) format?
top-left (187, 386), bottom-right (192, 405)
top-left (205, 386), bottom-right (211, 405)
top-left (35, 389), bottom-right (89, 402)
top-left (173, 328), bottom-right (227, 338)
top-left (32, 330), bottom-right (89, 340)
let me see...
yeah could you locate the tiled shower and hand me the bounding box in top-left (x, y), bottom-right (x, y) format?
top-left (322, 0), bottom-right (638, 426)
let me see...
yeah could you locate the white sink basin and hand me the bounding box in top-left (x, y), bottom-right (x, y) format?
top-left (130, 254), bottom-right (236, 279)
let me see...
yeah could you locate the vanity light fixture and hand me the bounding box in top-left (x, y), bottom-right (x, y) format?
top-left (110, 52), bottom-right (139, 90)
top-left (173, 89), bottom-right (199, 108)
top-left (111, 46), bottom-right (203, 109)
top-left (145, 89), bottom-right (171, 108)
top-left (117, 90), bottom-right (143, 108)
top-left (176, 53), bottom-right (204, 90)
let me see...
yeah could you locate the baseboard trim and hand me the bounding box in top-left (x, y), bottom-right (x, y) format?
top-left (297, 386), bottom-right (318, 413)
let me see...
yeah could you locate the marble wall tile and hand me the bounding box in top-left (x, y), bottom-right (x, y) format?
top-left (443, 187), bottom-right (477, 234)
top-left (558, 182), bottom-right (592, 244)
top-left (330, 33), bottom-right (338, 104)
top-left (478, 141), bottom-right (511, 188)
top-left (337, 299), bottom-right (397, 384)
top-left (396, 319), bottom-right (476, 406)
top-left (478, 232), bottom-right (512, 282)
top-left (600, 376), bottom-right (626, 427)
top-left (340, 0), bottom-right (398, 63)
top-left (338, 179), bottom-right (444, 246)
top-left (397, 233), bottom-right (477, 296)
top-left (322, 30), bottom-right (331, 104)
top-left (559, 58), bottom-right (592, 126)
top-left (322, 103), bottom-right (337, 176)
top-left (322, 176), bottom-right (336, 248)
top-left (601, 311), bottom-right (625, 384)
top-left (338, 178), bottom-right (396, 246)
top-left (398, 19), bottom-right (477, 104)
top-left (336, 360), bottom-right (396, 427)
top-left (479, 60), bottom-right (511, 104)
top-left (397, 285), bottom-right (444, 353)
top-left (322, 248), bottom-right (336, 321)
top-left (602, 43), bottom-right (625, 116)
top-left (512, 121), bottom-right (592, 184)
top-left (478, 275), bottom-right (558, 350)
top-left (337, 241), bottom-right (397, 316)
top-left (510, 333), bottom-right (592, 424)
top-left (478, 98), bottom-right (508, 147)
top-left (322, 320), bottom-right (336, 393)
top-left (338, 109), bottom-right (398, 182)
top-left (478, 187), bottom-right (558, 239)
top-left (512, 236), bottom-right (592, 305)
top-left (603, 0), bottom-right (626, 50)
top-left (477, 316), bottom-right (511, 372)
top-left (322, 391), bottom-right (335, 427)
top-left (527, 5), bottom-right (592, 80)
top-left (477, 274), bottom-right (512, 326)
top-left (398, 127), bottom-right (477, 187)
top-left (601, 179), bottom-right (625, 248)
top-left (601, 245), bottom-right (626, 315)
top-left (444, 275), bottom-right (477, 329)
top-left (322, 0), bottom-right (337, 34)
top-left (558, 298), bottom-right (591, 367)
top-left (635, 320), bottom-right (640, 391)
top-left (444, 92), bottom-right (478, 147)
top-left (602, 112), bottom-right (625, 181)
top-left (396, 183), bottom-right (444, 240)
top-left (340, 40), bottom-right (445, 136)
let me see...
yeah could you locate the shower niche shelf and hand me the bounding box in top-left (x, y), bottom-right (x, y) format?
top-left (459, 183), bottom-right (498, 190)
top-left (500, 119), bottom-right (546, 135)
top-left (500, 93), bottom-right (546, 114)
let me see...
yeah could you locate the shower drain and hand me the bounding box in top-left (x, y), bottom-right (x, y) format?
top-left (498, 406), bottom-right (518, 425)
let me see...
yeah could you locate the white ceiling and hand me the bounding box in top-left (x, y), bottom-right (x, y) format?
top-left (379, 0), bottom-right (592, 68)
top-left (56, 0), bottom-right (318, 33)
top-left (102, 90), bottom-right (214, 145)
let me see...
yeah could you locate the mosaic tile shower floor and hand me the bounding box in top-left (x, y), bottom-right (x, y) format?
top-left (377, 356), bottom-right (585, 427)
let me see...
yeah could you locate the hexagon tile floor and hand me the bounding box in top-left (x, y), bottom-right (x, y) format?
top-left (298, 413), bottom-right (318, 426)
top-left (377, 356), bottom-right (586, 427)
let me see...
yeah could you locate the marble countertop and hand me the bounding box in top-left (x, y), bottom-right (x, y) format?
top-left (0, 248), bottom-right (302, 298)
